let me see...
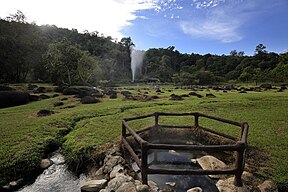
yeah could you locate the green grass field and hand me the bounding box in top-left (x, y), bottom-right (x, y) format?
top-left (0, 85), bottom-right (288, 188)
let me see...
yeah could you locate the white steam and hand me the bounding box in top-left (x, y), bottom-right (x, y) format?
top-left (130, 48), bottom-right (145, 82)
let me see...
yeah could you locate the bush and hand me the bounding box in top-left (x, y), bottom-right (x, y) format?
top-left (0, 91), bottom-right (29, 108)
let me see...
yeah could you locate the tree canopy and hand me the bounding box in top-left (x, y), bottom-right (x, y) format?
top-left (0, 13), bottom-right (287, 85)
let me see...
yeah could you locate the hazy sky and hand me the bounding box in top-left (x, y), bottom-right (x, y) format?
top-left (1, 0), bottom-right (287, 55)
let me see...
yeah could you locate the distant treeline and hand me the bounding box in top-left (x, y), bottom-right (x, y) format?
top-left (0, 11), bottom-right (287, 85)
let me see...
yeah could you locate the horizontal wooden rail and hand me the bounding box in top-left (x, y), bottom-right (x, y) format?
top-left (147, 143), bottom-right (240, 151)
top-left (147, 168), bottom-right (236, 175)
top-left (198, 112), bottom-right (242, 127)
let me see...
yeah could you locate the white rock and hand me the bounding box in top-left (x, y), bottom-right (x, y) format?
top-left (115, 182), bottom-right (136, 192)
top-left (136, 184), bottom-right (149, 192)
top-left (110, 164), bottom-right (125, 179)
top-left (148, 180), bottom-right (159, 191)
top-left (187, 187), bottom-right (203, 192)
top-left (40, 159), bottom-right (53, 169)
top-left (165, 182), bottom-right (176, 187)
top-left (81, 179), bottom-right (107, 192)
top-left (257, 180), bottom-right (278, 192)
top-left (107, 174), bottom-right (133, 191)
top-left (191, 159), bottom-right (197, 164)
top-left (216, 177), bottom-right (248, 192)
top-left (196, 155), bottom-right (227, 178)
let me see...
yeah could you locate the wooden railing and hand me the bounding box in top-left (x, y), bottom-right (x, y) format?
top-left (122, 112), bottom-right (249, 187)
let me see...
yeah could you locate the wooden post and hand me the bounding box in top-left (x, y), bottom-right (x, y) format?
top-left (141, 142), bottom-right (148, 184)
top-left (154, 112), bottom-right (159, 127)
top-left (194, 113), bottom-right (199, 127)
top-left (234, 142), bottom-right (245, 187)
top-left (122, 121), bottom-right (126, 138)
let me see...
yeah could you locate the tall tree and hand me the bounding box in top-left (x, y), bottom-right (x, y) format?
top-left (43, 39), bottom-right (82, 85)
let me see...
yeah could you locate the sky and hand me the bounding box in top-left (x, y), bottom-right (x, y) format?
top-left (0, 0), bottom-right (287, 55)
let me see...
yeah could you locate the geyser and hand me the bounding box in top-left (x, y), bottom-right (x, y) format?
top-left (130, 48), bottom-right (145, 82)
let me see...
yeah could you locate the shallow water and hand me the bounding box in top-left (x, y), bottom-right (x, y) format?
top-left (17, 153), bottom-right (87, 192)
top-left (132, 150), bottom-right (219, 192)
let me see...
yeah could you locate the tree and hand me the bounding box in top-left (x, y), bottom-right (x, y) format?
top-left (255, 44), bottom-right (267, 55)
top-left (77, 51), bottom-right (101, 83)
top-left (5, 10), bottom-right (27, 23)
top-left (44, 39), bottom-right (82, 85)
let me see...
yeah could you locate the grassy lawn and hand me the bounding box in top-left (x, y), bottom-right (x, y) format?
top-left (0, 85), bottom-right (287, 187)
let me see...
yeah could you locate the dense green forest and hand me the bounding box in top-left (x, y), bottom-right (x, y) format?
top-left (1, 11), bottom-right (288, 85)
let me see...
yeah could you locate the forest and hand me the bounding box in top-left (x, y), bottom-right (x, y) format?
top-left (1, 11), bottom-right (288, 85)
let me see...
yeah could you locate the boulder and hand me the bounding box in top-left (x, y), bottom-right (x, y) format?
top-left (33, 86), bottom-right (46, 93)
top-left (260, 84), bottom-right (272, 89)
top-left (54, 101), bottom-right (64, 107)
top-left (27, 84), bottom-right (38, 90)
top-left (216, 177), bottom-right (248, 192)
top-left (0, 85), bottom-right (15, 91)
top-left (110, 164), bottom-right (125, 179)
top-left (107, 174), bottom-right (133, 191)
top-left (196, 155), bottom-right (227, 178)
top-left (206, 93), bottom-right (216, 98)
top-left (170, 94), bottom-right (183, 100)
top-left (257, 180), bottom-right (278, 192)
top-left (40, 159), bottom-right (53, 169)
top-left (29, 94), bottom-right (40, 101)
top-left (81, 96), bottom-right (101, 104)
top-left (189, 92), bottom-right (203, 98)
top-left (115, 182), bottom-right (136, 192)
top-left (39, 94), bottom-right (51, 100)
top-left (37, 109), bottom-right (54, 117)
top-left (81, 179), bottom-right (108, 192)
top-left (0, 91), bottom-right (29, 108)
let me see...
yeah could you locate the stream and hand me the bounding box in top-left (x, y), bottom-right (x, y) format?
top-left (132, 149), bottom-right (219, 192)
top-left (17, 152), bottom-right (87, 192)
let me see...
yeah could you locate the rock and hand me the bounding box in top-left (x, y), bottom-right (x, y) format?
top-left (52, 94), bottom-right (60, 98)
top-left (29, 94), bottom-right (40, 101)
top-left (136, 184), bottom-right (149, 192)
top-left (103, 155), bottom-right (125, 173)
top-left (53, 101), bottom-right (64, 107)
top-left (110, 164), bottom-right (125, 179)
top-left (33, 86), bottom-right (46, 93)
top-left (189, 91), bottom-right (202, 98)
top-left (165, 182), bottom-right (176, 187)
top-left (39, 94), bottom-right (51, 99)
top-left (206, 93), bottom-right (216, 98)
top-left (0, 85), bottom-right (15, 91)
top-left (81, 179), bottom-right (108, 192)
top-left (0, 91), bottom-right (30, 108)
top-left (107, 174), bottom-right (133, 191)
top-left (260, 84), bottom-right (272, 89)
top-left (216, 177), bottom-right (248, 192)
top-left (40, 159), bottom-right (53, 169)
top-left (242, 171), bottom-right (253, 183)
top-left (148, 180), bottom-right (159, 191)
top-left (37, 109), bottom-right (54, 117)
top-left (187, 187), bottom-right (203, 192)
top-left (115, 182), bottom-right (136, 192)
top-left (239, 90), bottom-right (247, 93)
top-left (81, 96), bottom-right (101, 104)
top-left (196, 155), bottom-right (227, 179)
top-left (27, 84), bottom-right (38, 90)
top-left (257, 180), bottom-right (278, 192)
top-left (170, 94), bottom-right (183, 100)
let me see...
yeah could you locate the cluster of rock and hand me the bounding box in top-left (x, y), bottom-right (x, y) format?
top-left (80, 144), bottom-right (278, 192)
top-left (81, 145), bottom-right (160, 192)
